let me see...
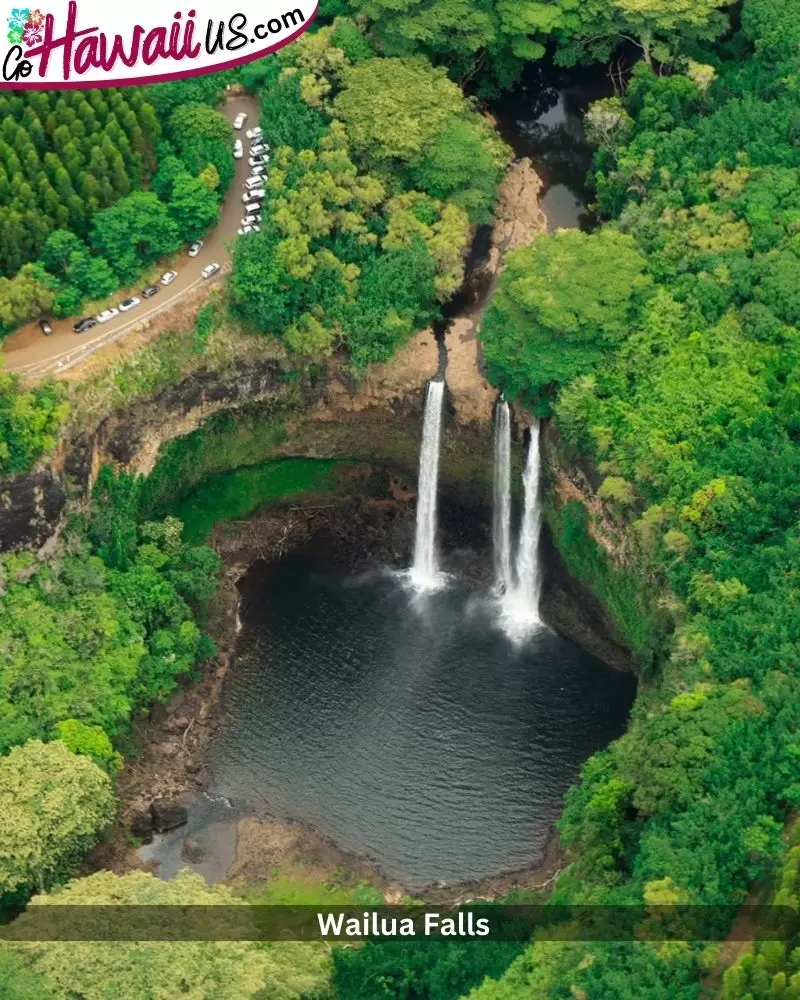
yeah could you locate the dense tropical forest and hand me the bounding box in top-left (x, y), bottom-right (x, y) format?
top-left (0, 77), bottom-right (233, 334)
top-left (1, 0), bottom-right (800, 996)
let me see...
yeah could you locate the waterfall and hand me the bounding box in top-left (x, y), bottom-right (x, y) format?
top-left (493, 399), bottom-right (513, 593)
top-left (409, 379), bottom-right (445, 591)
top-left (500, 421), bottom-right (543, 639)
top-left (514, 422), bottom-right (543, 619)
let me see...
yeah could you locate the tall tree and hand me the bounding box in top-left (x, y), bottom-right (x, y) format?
top-left (8, 870), bottom-right (332, 1000)
top-left (167, 172), bottom-right (221, 242)
top-left (480, 228), bottom-right (652, 401)
top-left (90, 192), bottom-right (180, 283)
top-left (0, 740), bottom-right (114, 898)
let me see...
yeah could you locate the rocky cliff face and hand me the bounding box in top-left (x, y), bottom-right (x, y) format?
top-left (62, 358), bottom-right (291, 487)
top-left (0, 470), bottom-right (66, 553)
top-left (2, 156), bottom-right (547, 553)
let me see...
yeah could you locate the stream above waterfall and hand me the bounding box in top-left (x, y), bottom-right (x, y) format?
top-left (195, 541), bottom-right (635, 888)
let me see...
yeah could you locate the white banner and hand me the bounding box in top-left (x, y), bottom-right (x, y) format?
top-left (0, 0), bottom-right (317, 88)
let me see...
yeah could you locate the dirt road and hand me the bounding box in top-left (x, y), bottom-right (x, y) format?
top-left (2, 94), bottom-right (259, 376)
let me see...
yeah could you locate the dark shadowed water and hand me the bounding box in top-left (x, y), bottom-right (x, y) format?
top-left (490, 61), bottom-right (614, 231)
top-left (204, 545), bottom-right (636, 887)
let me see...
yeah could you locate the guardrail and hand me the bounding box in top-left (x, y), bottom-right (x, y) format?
top-left (13, 264), bottom-right (231, 380)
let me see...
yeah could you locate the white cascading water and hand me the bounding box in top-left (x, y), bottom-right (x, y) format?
top-left (500, 421), bottom-right (543, 639)
top-left (493, 399), bottom-right (513, 593)
top-left (409, 378), bottom-right (446, 591)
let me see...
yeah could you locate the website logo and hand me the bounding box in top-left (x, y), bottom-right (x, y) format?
top-left (1, 0), bottom-right (317, 88)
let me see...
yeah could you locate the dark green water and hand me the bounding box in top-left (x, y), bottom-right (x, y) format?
top-left (205, 544), bottom-right (636, 887)
top-left (490, 61), bottom-right (613, 230)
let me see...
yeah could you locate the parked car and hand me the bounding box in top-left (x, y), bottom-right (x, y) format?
top-left (142, 285), bottom-right (159, 299)
top-left (73, 317), bottom-right (97, 333)
top-left (251, 165), bottom-right (266, 176)
top-left (248, 155), bottom-right (266, 167)
top-left (241, 213), bottom-right (262, 226)
top-left (237, 225), bottom-right (261, 236)
top-left (244, 175), bottom-right (264, 190)
top-left (118, 296), bottom-right (140, 312)
top-left (96, 307), bottom-right (119, 324)
top-left (38, 318), bottom-right (53, 335)
top-left (233, 112), bottom-right (248, 130)
top-left (245, 126), bottom-right (262, 139)
top-left (201, 263), bottom-right (220, 279)
top-left (233, 138), bottom-right (243, 159)
top-left (160, 270), bottom-right (178, 285)
top-left (250, 143), bottom-right (267, 156)
top-left (242, 188), bottom-right (265, 202)
top-left (188, 241), bottom-right (203, 257)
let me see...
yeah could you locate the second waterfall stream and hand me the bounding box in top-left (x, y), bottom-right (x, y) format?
top-left (494, 404), bottom-right (544, 640)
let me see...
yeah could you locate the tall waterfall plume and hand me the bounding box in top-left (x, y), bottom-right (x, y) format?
top-left (409, 378), bottom-right (446, 591)
top-left (500, 421), bottom-right (544, 640)
top-left (493, 399), bottom-right (513, 593)
top-left (514, 422), bottom-right (543, 618)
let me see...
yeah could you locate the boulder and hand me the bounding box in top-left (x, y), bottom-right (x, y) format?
top-left (181, 837), bottom-right (208, 864)
top-left (150, 801), bottom-right (188, 833)
top-left (130, 810), bottom-right (154, 843)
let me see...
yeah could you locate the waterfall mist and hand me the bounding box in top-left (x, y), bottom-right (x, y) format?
top-left (493, 399), bottom-right (513, 593)
top-left (409, 379), bottom-right (446, 591)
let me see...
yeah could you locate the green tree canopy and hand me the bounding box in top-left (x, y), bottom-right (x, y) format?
top-left (167, 172), bottom-right (221, 242)
top-left (0, 264), bottom-right (55, 336)
top-left (7, 870), bottom-right (332, 1000)
top-left (480, 228), bottom-right (651, 402)
top-left (89, 192), bottom-right (180, 284)
top-left (333, 57), bottom-right (509, 221)
top-left (168, 104), bottom-right (235, 193)
top-left (0, 363), bottom-right (67, 475)
top-left (0, 739), bottom-right (114, 898)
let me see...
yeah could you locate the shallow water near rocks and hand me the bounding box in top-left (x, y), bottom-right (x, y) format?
top-left (195, 544), bottom-right (635, 888)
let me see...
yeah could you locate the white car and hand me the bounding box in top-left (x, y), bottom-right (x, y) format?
top-left (245, 126), bottom-right (262, 139)
top-left (248, 155), bottom-right (267, 167)
top-left (251, 165), bottom-right (266, 176)
top-left (233, 112), bottom-right (248, 130)
top-left (233, 138), bottom-right (243, 159)
top-left (187, 241), bottom-right (203, 258)
top-left (118, 296), bottom-right (140, 312)
top-left (201, 263), bottom-right (221, 279)
top-left (250, 143), bottom-right (267, 156)
top-left (96, 307), bottom-right (119, 324)
top-left (160, 270), bottom-right (178, 286)
top-left (237, 225), bottom-right (261, 236)
top-left (242, 190), bottom-right (264, 204)
top-left (242, 213), bottom-right (262, 225)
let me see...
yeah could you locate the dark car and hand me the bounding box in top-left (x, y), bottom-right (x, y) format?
top-left (141, 285), bottom-right (159, 299)
top-left (73, 317), bottom-right (97, 333)
top-left (38, 318), bottom-right (53, 336)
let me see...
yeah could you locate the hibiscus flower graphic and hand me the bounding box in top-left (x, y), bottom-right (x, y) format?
top-left (26, 7), bottom-right (44, 26)
top-left (6, 24), bottom-right (22, 43)
top-left (6, 7), bottom-right (30, 30)
top-left (22, 20), bottom-right (41, 44)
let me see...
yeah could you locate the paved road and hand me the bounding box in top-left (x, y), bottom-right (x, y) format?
top-left (3, 94), bottom-right (260, 376)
